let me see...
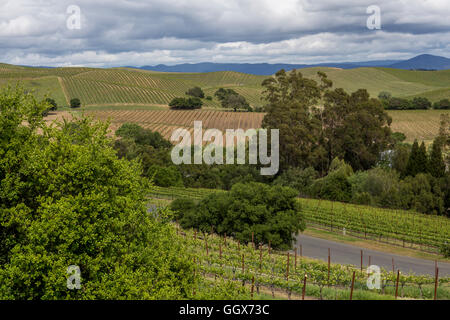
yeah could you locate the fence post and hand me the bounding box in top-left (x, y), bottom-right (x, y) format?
top-left (350, 271), bottom-right (356, 300)
top-left (286, 253), bottom-right (290, 281)
top-left (395, 270), bottom-right (400, 299)
top-left (434, 267), bottom-right (439, 300)
top-left (302, 274), bottom-right (307, 300)
top-left (360, 250), bottom-right (363, 272)
top-left (259, 245), bottom-right (262, 271)
top-left (294, 247), bottom-right (298, 271)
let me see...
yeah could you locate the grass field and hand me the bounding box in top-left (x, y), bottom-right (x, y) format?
top-left (1, 63), bottom-right (449, 109)
top-left (2, 62), bottom-right (448, 143)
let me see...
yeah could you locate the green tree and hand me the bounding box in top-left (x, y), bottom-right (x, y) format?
top-left (411, 97), bottom-right (432, 110)
top-left (45, 97), bottom-right (58, 110)
top-left (186, 87), bottom-right (205, 98)
top-left (70, 98), bottom-right (81, 108)
top-left (428, 138), bottom-right (446, 178)
top-left (221, 93), bottom-right (250, 112)
top-left (0, 86), bottom-right (194, 299)
top-left (378, 91), bottom-right (392, 100)
top-left (417, 142), bottom-right (429, 174)
top-left (405, 140), bottom-right (420, 176)
top-left (433, 99), bottom-right (450, 110)
top-left (322, 88), bottom-right (392, 171)
top-left (169, 97), bottom-right (202, 109)
top-left (180, 182), bottom-right (305, 250)
top-left (261, 69), bottom-right (327, 172)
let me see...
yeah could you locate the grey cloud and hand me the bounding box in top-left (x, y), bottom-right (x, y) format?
top-left (0, 0), bottom-right (449, 66)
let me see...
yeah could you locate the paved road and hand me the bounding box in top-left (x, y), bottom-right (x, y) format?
top-left (295, 234), bottom-right (450, 277)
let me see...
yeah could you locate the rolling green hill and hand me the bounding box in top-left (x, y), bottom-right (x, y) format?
top-left (0, 63), bottom-right (449, 108)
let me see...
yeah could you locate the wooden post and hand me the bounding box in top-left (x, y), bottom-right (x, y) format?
top-left (350, 271), bottom-right (356, 300)
top-left (268, 240), bottom-right (271, 255)
top-left (294, 247), bottom-right (298, 271)
top-left (360, 250), bottom-right (363, 272)
top-left (434, 267), bottom-right (439, 300)
top-left (395, 270), bottom-right (400, 299)
top-left (219, 243), bottom-right (222, 260)
top-left (286, 253), bottom-right (290, 281)
top-left (302, 274), bottom-right (307, 300)
top-left (251, 276), bottom-right (255, 300)
top-left (242, 254), bottom-right (245, 273)
top-left (368, 256), bottom-right (371, 268)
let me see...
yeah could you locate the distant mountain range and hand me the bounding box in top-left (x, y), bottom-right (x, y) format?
top-left (129, 54), bottom-right (450, 75)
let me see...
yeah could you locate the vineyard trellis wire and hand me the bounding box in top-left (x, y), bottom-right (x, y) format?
top-left (177, 227), bottom-right (450, 300)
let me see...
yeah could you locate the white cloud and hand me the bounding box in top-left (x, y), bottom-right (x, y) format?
top-left (0, 0), bottom-right (448, 66)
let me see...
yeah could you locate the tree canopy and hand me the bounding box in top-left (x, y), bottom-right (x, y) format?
top-left (0, 86), bottom-right (195, 299)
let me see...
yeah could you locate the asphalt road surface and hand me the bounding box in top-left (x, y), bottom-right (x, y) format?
top-left (295, 234), bottom-right (450, 277)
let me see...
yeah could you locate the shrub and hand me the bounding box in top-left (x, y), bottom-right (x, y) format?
top-left (179, 182), bottom-right (305, 250)
top-left (434, 99), bottom-right (450, 110)
top-left (0, 86), bottom-right (194, 299)
top-left (70, 98), bottom-right (81, 108)
top-left (148, 165), bottom-right (183, 187)
top-left (169, 97), bottom-right (203, 109)
top-left (170, 198), bottom-right (196, 220)
top-left (186, 87), bottom-right (205, 98)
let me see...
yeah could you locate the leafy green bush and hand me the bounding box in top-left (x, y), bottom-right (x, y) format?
top-left (0, 86), bottom-right (194, 299)
top-left (186, 87), bottom-right (205, 98)
top-left (70, 97), bottom-right (81, 108)
top-left (179, 182), bottom-right (305, 250)
top-left (148, 165), bottom-right (183, 187)
top-left (169, 97), bottom-right (203, 109)
top-left (170, 198), bottom-right (196, 220)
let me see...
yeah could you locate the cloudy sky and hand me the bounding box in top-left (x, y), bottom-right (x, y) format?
top-left (0, 0), bottom-right (449, 67)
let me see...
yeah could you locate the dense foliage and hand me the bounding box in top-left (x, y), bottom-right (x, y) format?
top-left (173, 182), bottom-right (305, 250)
top-left (169, 97), bottom-right (203, 109)
top-left (261, 69), bottom-right (392, 173)
top-left (70, 97), bottom-right (81, 108)
top-left (185, 86), bottom-right (205, 98)
top-left (214, 88), bottom-right (251, 111)
top-left (379, 94), bottom-right (433, 110)
top-left (0, 87), bottom-right (195, 299)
